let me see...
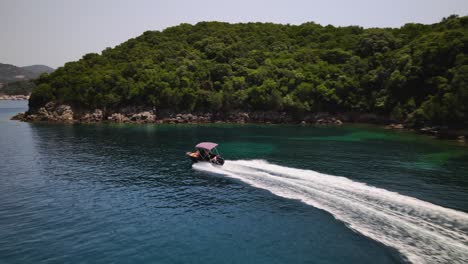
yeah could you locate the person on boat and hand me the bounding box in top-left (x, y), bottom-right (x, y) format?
top-left (199, 148), bottom-right (211, 161)
top-left (208, 151), bottom-right (217, 162)
top-left (200, 148), bottom-right (219, 161)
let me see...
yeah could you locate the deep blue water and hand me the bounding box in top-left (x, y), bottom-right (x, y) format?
top-left (0, 100), bottom-right (467, 263)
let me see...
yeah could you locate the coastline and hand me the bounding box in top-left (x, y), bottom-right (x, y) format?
top-left (10, 102), bottom-right (381, 125)
top-left (0, 94), bottom-right (30, 100)
top-left (10, 101), bottom-right (467, 143)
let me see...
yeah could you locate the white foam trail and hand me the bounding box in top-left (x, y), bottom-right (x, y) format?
top-left (193, 160), bottom-right (468, 264)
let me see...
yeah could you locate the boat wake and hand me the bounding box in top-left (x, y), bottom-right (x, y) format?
top-left (193, 160), bottom-right (468, 263)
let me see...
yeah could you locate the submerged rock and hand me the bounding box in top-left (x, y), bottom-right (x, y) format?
top-left (11, 112), bottom-right (26, 120)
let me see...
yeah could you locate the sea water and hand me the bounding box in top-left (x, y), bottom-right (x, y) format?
top-left (1, 100), bottom-right (467, 263)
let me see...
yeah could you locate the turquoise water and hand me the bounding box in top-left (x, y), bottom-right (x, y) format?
top-left (0, 101), bottom-right (467, 263)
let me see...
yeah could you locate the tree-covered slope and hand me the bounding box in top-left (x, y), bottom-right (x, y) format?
top-left (0, 81), bottom-right (35, 95)
top-left (31, 15), bottom-right (468, 127)
top-left (0, 63), bottom-right (54, 95)
top-left (0, 63), bottom-right (37, 83)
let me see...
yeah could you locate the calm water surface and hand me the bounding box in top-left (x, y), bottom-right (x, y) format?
top-left (0, 100), bottom-right (467, 263)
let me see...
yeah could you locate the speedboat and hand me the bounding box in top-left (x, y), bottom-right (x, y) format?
top-left (186, 142), bottom-right (225, 166)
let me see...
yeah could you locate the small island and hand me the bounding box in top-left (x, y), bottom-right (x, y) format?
top-left (13, 16), bottom-right (468, 139)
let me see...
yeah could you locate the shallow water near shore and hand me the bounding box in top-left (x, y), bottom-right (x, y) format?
top-left (1, 100), bottom-right (467, 263)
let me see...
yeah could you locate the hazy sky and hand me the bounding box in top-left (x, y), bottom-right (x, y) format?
top-left (1, 0), bottom-right (467, 68)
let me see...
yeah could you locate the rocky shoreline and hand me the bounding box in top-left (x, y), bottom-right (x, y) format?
top-left (11, 102), bottom-right (384, 125)
top-left (0, 94), bottom-right (30, 100)
top-left (384, 123), bottom-right (466, 142)
top-left (11, 102), bottom-right (467, 142)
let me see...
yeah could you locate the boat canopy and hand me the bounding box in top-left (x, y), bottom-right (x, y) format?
top-left (195, 142), bottom-right (218, 150)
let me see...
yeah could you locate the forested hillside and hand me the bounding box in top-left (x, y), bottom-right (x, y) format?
top-left (0, 63), bottom-right (54, 95)
top-left (0, 63), bottom-right (37, 83)
top-left (0, 81), bottom-right (35, 95)
top-left (30, 15), bottom-right (468, 127)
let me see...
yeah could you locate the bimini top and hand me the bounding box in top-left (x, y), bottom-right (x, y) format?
top-left (195, 142), bottom-right (218, 150)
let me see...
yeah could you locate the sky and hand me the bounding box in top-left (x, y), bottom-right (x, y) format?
top-left (1, 0), bottom-right (467, 68)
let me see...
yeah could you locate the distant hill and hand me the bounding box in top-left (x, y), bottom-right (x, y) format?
top-left (0, 63), bottom-right (54, 83)
top-left (0, 63), bottom-right (35, 83)
top-left (0, 63), bottom-right (54, 95)
top-left (21, 65), bottom-right (55, 76)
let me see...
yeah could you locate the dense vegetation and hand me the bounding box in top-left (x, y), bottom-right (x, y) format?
top-left (0, 63), bottom-right (36, 83)
top-left (31, 15), bottom-right (468, 127)
top-left (0, 81), bottom-right (35, 95)
top-left (0, 63), bottom-right (54, 95)
top-left (0, 63), bottom-right (54, 83)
